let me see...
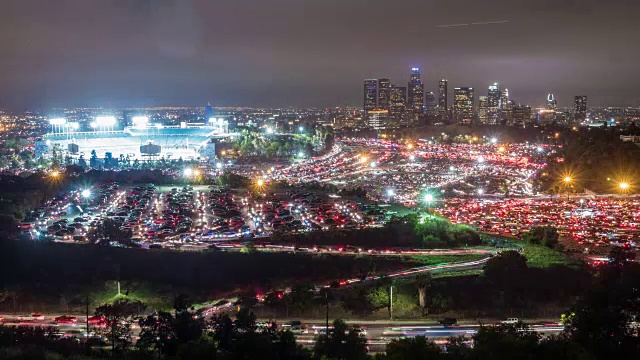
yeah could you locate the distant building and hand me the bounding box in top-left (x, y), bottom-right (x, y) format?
top-left (487, 83), bottom-right (501, 124)
top-left (367, 110), bottom-right (389, 130)
top-left (478, 96), bottom-right (489, 124)
top-left (454, 87), bottom-right (474, 124)
top-left (546, 94), bottom-right (558, 111)
top-left (407, 68), bottom-right (424, 124)
top-left (425, 91), bottom-right (437, 120)
top-left (377, 78), bottom-right (391, 111)
top-left (500, 88), bottom-right (509, 111)
top-left (574, 95), bottom-right (588, 122)
top-left (438, 79), bottom-right (448, 122)
top-left (364, 79), bottom-right (378, 125)
top-left (204, 102), bottom-right (214, 121)
top-left (389, 85), bottom-right (407, 126)
top-left (511, 104), bottom-right (532, 126)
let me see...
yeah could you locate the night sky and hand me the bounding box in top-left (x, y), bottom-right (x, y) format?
top-left (1, 0), bottom-right (639, 110)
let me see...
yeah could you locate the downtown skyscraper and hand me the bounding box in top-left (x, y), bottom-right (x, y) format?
top-left (487, 83), bottom-right (501, 125)
top-left (454, 87), bottom-right (474, 124)
top-left (407, 67), bottom-right (424, 124)
top-left (438, 79), bottom-right (448, 123)
top-left (574, 95), bottom-right (587, 122)
top-left (363, 78), bottom-right (390, 129)
top-left (389, 85), bottom-right (407, 125)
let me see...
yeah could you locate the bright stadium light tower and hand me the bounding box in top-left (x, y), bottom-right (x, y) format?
top-left (95, 116), bottom-right (117, 132)
top-left (49, 118), bottom-right (66, 134)
top-left (132, 116), bottom-right (149, 129)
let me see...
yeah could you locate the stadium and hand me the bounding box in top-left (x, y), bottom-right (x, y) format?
top-left (36, 116), bottom-right (232, 162)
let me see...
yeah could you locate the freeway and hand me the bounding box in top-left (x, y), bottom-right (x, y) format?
top-left (0, 315), bottom-right (565, 353)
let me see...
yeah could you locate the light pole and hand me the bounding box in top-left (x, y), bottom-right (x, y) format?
top-left (563, 176), bottom-right (572, 201)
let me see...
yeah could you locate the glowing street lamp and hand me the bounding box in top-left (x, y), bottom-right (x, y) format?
top-left (50, 170), bottom-right (59, 178)
top-left (298, 126), bottom-right (304, 133)
top-left (81, 189), bottom-right (91, 204)
top-left (424, 193), bottom-right (434, 203)
top-left (183, 168), bottom-right (194, 177)
top-left (619, 182), bottom-right (630, 191)
top-left (490, 138), bottom-right (498, 144)
top-left (386, 189), bottom-right (395, 197)
top-left (477, 188), bottom-right (484, 195)
top-left (564, 176), bottom-right (572, 184)
top-left (256, 179), bottom-right (265, 187)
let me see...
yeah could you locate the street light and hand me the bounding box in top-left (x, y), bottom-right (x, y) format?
top-left (183, 168), bottom-right (193, 177)
top-left (619, 182), bottom-right (630, 191)
top-left (81, 189), bottom-right (91, 198)
top-left (563, 176), bottom-right (573, 201)
top-left (50, 170), bottom-right (59, 178)
top-left (387, 189), bottom-right (395, 197)
top-left (256, 179), bottom-right (265, 187)
top-left (298, 126), bottom-right (304, 133)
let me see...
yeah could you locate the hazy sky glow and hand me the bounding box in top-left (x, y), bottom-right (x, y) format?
top-left (1, 0), bottom-right (639, 110)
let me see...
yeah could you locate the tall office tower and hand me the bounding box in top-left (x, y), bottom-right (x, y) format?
top-left (487, 83), bottom-right (501, 125)
top-left (377, 78), bottom-right (391, 111)
top-left (364, 79), bottom-right (378, 121)
top-left (454, 87), bottom-right (474, 124)
top-left (425, 91), bottom-right (438, 119)
top-left (438, 79), bottom-right (448, 122)
top-left (389, 85), bottom-right (407, 126)
top-left (546, 94), bottom-right (558, 110)
top-left (204, 102), bottom-right (214, 121)
top-left (478, 96), bottom-right (489, 124)
top-left (407, 67), bottom-right (424, 124)
top-left (511, 104), bottom-right (532, 126)
top-left (500, 88), bottom-right (509, 110)
top-left (574, 96), bottom-right (588, 122)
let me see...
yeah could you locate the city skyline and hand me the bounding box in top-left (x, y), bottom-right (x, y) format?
top-left (1, 0), bottom-right (640, 110)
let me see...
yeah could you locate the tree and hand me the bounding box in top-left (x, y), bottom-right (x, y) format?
top-left (95, 297), bottom-right (146, 352)
top-left (138, 310), bottom-right (177, 356)
top-left (383, 336), bottom-right (442, 360)
top-left (564, 261), bottom-right (640, 360)
top-left (367, 286), bottom-right (390, 315)
top-left (524, 226), bottom-right (559, 248)
top-left (137, 295), bottom-right (205, 357)
top-left (313, 319), bottom-right (368, 360)
top-left (471, 325), bottom-right (540, 360)
top-left (484, 250), bottom-right (528, 285)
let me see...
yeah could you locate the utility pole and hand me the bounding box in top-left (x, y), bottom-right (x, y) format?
top-left (389, 285), bottom-right (393, 320)
top-left (325, 290), bottom-right (329, 335)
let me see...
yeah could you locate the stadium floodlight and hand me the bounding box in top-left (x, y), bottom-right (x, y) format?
top-left (132, 116), bottom-right (149, 127)
top-left (49, 118), bottom-right (67, 125)
top-left (95, 116), bottom-right (116, 127)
